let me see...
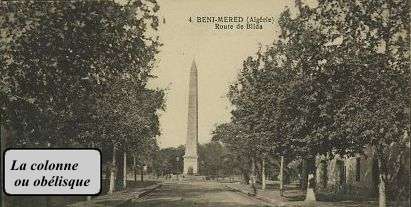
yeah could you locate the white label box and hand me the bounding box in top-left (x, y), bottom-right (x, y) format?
top-left (3, 149), bottom-right (101, 195)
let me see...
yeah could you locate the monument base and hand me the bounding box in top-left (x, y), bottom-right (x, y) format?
top-left (181, 175), bottom-right (206, 181)
top-left (183, 155), bottom-right (198, 175)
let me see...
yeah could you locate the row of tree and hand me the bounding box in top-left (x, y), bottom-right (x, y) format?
top-left (0, 0), bottom-right (165, 201)
top-left (150, 143), bottom-right (228, 178)
top-left (212, 1), bottom-right (409, 206)
top-left (150, 143), bottom-right (257, 180)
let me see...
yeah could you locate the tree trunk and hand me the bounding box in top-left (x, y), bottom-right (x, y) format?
top-left (250, 157), bottom-right (257, 195)
top-left (305, 174), bottom-right (316, 202)
top-left (300, 159), bottom-right (308, 190)
top-left (280, 156), bottom-right (284, 196)
top-left (378, 174), bottom-right (387, 207)
top-left (378, 157), bottom-right (387, 207)
top-left (1, 124), bottom-right (8, 207)
top-left (109, 144), bottom-right (117, 194)
top-left (316, 159), bottom-right (328, 190)
top-left (133, 155), bottom-right (137, 182)
top-left (241, 169), bottom-right (250, 185)
top-left (261, 159), bottom-right (266, 190)
top-left (123, 151), bottom-right (127, 189)
top-left (140, 165), bottom-right (144, 182)
top-left (86, 142), bottom-right (95, 201)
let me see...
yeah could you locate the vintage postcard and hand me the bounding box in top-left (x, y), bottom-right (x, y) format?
top-left (0, 0), bottom-right (409, 207)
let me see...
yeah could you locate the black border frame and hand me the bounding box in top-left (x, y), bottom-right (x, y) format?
top-left (2, 148), bottom-right (102, 196)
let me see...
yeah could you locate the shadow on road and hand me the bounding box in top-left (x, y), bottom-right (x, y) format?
top-left (131, 182), bottom-right (271, 207)
top-left (132, 199), bottom-right (272, 207)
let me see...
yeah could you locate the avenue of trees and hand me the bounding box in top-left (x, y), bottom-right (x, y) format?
top-left (151, 143), bottom-right (232, 178)
top-left (0, 0), bottom-right (164, 201)
top-left (212, 0), bottom-right (409, 206)
top-left (152, 145), bottom-right (185, 176)
top-left (151, 143), bottom-right (257, 181)
top-left (0, 1), bottom-right (409, 207)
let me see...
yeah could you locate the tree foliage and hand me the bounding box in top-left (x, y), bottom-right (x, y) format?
top-left (0, 0), bottom-right (163, 150)
top-left (215, 0), bottom-right (409, 202)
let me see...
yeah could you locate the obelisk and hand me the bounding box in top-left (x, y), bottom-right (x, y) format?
top-left (183, 60), bottom-right (199, 175)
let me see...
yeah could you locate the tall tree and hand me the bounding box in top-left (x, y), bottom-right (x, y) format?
top-left (1, 0), bottom-right (161, 146)
top-left (1, 0), bottom-right (164, 195)
top-left (215, 1), bottom-right (409, 205)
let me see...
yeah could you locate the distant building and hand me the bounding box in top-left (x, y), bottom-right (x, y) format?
top-left (315, 147), bottom-right (379, 196)
top-left (315, 133), bottom-right (410, 198)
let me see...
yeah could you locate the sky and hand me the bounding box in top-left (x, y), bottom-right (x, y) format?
top-left (148, 0), bottom-right (315, 148)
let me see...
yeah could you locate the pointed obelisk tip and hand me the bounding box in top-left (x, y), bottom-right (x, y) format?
top-left (191, 58), bottom-right (197, 71)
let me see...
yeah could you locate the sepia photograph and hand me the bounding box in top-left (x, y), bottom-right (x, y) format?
top-left (0, 0), bottom-right (409, 207)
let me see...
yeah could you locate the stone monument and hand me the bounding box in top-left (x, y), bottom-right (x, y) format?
top-left (183, 60), bottom-right (199, 175)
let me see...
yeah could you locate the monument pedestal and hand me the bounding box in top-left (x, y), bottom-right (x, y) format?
top-left (183, 155), bottom-right (198, 175)
top-left (181, 174), bottom-right (206, 181)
